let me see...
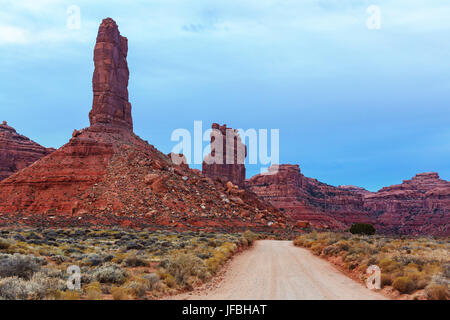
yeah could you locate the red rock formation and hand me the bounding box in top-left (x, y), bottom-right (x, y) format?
top-left (0, 121), bottom-right (54, 181)
top-left (338, 185), bottom-right (371, 196)
top-left (89, 18), bottom-right (132, 131)
top-left (202, 123), bottom-right (247, 188)
top-left (0, 18), bottom-right (287, 233)
top-left (365, 172), bottom-right (450, 236)
top-left (246, 164), bottom-right (374, 229)
top-left (246, 165), bottom-right (449, 236)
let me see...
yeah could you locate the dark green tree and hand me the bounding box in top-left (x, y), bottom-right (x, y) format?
top-left (349, 223), bottom-right (376, 235)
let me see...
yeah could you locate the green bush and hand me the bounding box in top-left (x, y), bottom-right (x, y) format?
top-left (242, 230), bottom-right (258, 246)
top-left (160, 253), bottom-right (208, 288)
top-left (349, 223), bottom-right (375, 235)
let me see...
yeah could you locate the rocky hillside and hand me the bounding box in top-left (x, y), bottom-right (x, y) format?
top-left (246, 165), bottom-right (374, 229)
top-left (0, 121), bottom-right (54, 181)
top-left (246, 165), bottom-right (449, 236)
top-left (365, 172), bottom-right (449, 236)
top-left (0, 18), bottom-right (287, 232)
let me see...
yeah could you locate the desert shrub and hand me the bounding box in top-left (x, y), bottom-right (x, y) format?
top-left (381, 273), bottom-right (394, 287)
top-left (0, 238), bottom-right (12, 250)
top-left (0, 253), bottom-right (41, 280)
top-left (123, 254), bottom-right (148, 267)
top-left (311, 242), bottom-right (325, 255)
top-left (111, 286), bottom-right (129, 300)
top-left (49, 255), bottom-right (67, 265)
top-left (442, 263), bottom-right (450, 279)
top-left (378, 258), bottom-right (401, 273)
top-left (143, 273), bottom-right (161, 291)
top-left (93, 263), bottom-right (127, 285)
top-left (58, 290), bottom-right (80, 300)
top-left (425, 283), bottom-right (448, 300)
top-left (160, 253), bottom-right (208, 288)
top-left (293, 237), bottom-right (305, 247)
top-left (85, 282), bottom-right (103, 300)
top-left (27, 271), bottom-right (66, 299)
top-left (216, 242), bottom-right (237, 260)
top-left (85, 254), bottom-right (103, 266)
top-left (392, 276), bottom-right (415, 294)
top-left (111, 252), bottom-right (127, 264)
top-left (205, 256), bottom-right (221, 275)
top-left (403, 267), bottom-right (428, 289)
top-left (242, 230), bottom-right (258, 245)
top-left (0, 277), bottom-right (30, 299)
top-left (239, 237), bottom-right (249, 247)
top-left (323, 240), bottom-right (349, 256)
top-left (162, 273), bottom-right (177, 288)
top-left (349, 224), bottom-right (375, 235)
top-left (126, 277), bottom-right (150, 299)
top-left (429, 274), bottom-right (450, 288)
top-left (393, 255), bottom-right (428, 267)
top-left (293, 234), bottom-right (316, 248)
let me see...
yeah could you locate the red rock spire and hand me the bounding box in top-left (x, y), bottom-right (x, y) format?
top-left (202, 123), bottom-right (247, 188)
top-left (89, 18), bottom-right (133, 131)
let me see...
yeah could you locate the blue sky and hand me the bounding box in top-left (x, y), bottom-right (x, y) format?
top-left (0, 0), bottom-right (449, 191)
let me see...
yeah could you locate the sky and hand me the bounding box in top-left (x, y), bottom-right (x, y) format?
top-left (0, 0), bottom-right (449, 191)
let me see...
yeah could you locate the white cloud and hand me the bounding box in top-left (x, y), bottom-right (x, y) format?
top-left (0, 25), bottom-right (29, 44)
top-left (1, 0), bottom-right (450, 47)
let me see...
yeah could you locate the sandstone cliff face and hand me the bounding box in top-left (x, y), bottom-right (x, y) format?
top-left (246, 165), bottom-right (374, 229)
top-left (89, 18), bottom-right (133, 131)
top-left (0, 121), bottom-right (54, 181)
top-left (246, 165), bottom-right (449, 236)
top-left (365, 172), bottom-right (449, 236)
top-left (202, 123), bottom-right (247, 188)
top-left (0, 18), bottom-right (287, 232)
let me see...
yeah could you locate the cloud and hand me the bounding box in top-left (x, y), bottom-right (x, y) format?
top-left (0, 25), bottom-right (29, 44)
top-left (2, 0), bottom-right (450, 45)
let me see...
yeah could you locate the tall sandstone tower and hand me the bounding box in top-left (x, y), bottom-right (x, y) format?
top-left (89, 18), bottom-right (133, 131)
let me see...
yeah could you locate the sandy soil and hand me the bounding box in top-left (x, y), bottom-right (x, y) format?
top-left (173, 240), bottom-right (387, 300)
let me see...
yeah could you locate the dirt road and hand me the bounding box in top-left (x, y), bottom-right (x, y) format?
top-left (174, 240), bottom-right (386, 300)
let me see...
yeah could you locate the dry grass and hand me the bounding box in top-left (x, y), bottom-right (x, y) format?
top-left (294, 232), bottom-right (449, 300)
top-left (0, 228), bottom-right (259, 300)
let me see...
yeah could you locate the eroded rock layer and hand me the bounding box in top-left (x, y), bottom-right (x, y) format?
top-left (365, 172), bottom-right (449, 236)
top-left (246, 165), bottom-right (449, 236)
top-left (246, 165), bottom-right (374, 230)
top-left (0, 121), bottom-right (54, 181)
